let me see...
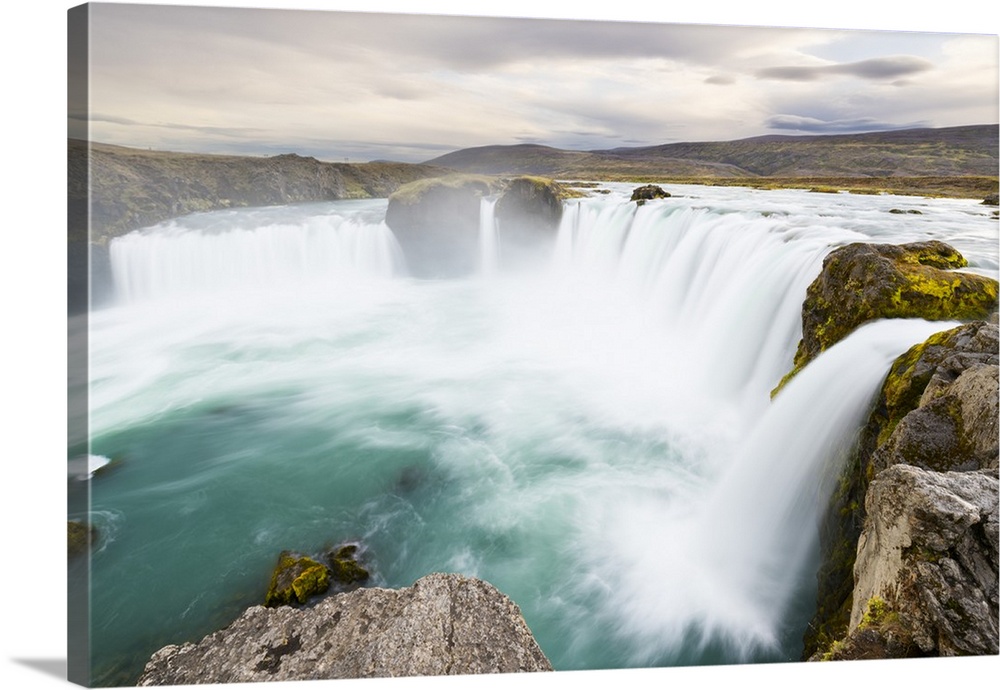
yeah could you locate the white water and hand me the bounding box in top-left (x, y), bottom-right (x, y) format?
top-left (85, 186), bottom-right (998, 680)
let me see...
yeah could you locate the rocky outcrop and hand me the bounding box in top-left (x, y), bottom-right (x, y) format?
top-left (136, 573), bottom-right (553, 685)
top-left (385, 174), bottom-right (499, 278)
top-left (70, 140), bottom-right (447, 245)
top-left (385, 174), bottom-right (574, 277)
top-left (630, 184), bottom-right (671, 205)
top-left (68, 139), bottom-right (447, 313)
top-left (264, 552), bottom-right (331, 608)
top-left (845, 465), bottom-right (998, 658)
top-left (495, 176), bottom-right (565, 237)
top-left (804, 321), bottom-right (999, 660)
top-left (774, 241), bottom-right (999, 395)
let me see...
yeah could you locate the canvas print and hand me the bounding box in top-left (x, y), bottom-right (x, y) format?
top-left (67, 2), bottom-right (999, 687)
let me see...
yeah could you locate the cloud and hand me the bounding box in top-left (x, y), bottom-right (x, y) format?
top-left (756, 55), bottom-right (933, 81)
top-left (765, 114), bottom-right (928, 134)
top-left (80, 4), bottom-right (995, 161)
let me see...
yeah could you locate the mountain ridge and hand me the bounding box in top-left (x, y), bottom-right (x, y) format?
top-left (425, 124), bottom-right (999, 180)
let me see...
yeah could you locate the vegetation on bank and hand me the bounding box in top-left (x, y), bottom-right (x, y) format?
top-left (581, 175), bottom-right (998, 201)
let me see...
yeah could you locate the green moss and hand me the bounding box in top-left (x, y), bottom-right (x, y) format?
top-left (328, 544), bottom-right (370, 586)
top-left (388, 174), bottom-right (498, 205)
top-left (776, 242), bottom-right (998, 394)
top-left (264, 551), bottom-right (331, 607)
top-left (860, 596), bottom-right (889, 629)
top-left (290, 564), bottom-right (330, 604)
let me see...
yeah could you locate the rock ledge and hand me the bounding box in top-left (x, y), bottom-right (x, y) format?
top-left (136, 573), bottom-right (553, 685)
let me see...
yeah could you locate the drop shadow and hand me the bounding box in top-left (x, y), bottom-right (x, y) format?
top-left (10, 658), bottom-right (66, 680)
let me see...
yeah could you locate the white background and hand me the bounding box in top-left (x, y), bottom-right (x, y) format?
top-left (2, 1), bottom-right (998, 689)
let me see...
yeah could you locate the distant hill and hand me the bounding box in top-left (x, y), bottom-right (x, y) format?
top-left (70, 139), bottom-right (448, 243)
top-left (425, 124), bottom-right (998, 180)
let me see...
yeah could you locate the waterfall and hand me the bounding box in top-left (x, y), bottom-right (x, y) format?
top-left (479, 197), bottom-right (499, 276)
top-left (109, 204), bottom-right (404, 304)
top-left (88, 189), bottom-right (995, 678)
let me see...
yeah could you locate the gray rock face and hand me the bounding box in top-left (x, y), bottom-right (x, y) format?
top-left (851, 465), bottom-right (999, 656)
top-left (803, 321), bottom-right (999, 660)
top-left (385, 175), bottom-right (496, 278)
top-left (136, 573), bottom-right (553, 685)
top-left (873, 364), bottom-right (999, 473)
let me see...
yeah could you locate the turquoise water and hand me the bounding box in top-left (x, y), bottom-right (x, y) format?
top-left (75, 188), bottom-right (998, 685)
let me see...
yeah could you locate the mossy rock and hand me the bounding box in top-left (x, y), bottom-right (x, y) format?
top-left (629, 184), bottom-right (670, 205)
top-left (264, 551), bottom-right (331, 607)
top-left (385, 174), bottom-right (500, 277)
top-left (802, 320), bottom-right (998, 661)
top-left (774, 241), bottom-right (998, 395)
top-left (68, 520), bottom-right (97, 558)
top-left (327, 544), bottom-right (370, 587)
top-left (495, 176), bottom-right (567, 233)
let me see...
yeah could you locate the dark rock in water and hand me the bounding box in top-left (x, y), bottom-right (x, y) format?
top-left (983, 193), bottom-right (999, 206)
top-left (888, 208), bottom-right (923, 214)
top-left (395, 464), bottom-right (427, 494)
top-left (385, 175), bottom-right (498, 278)
top-left (803, 321), bottom-right (999, 660)
top-left (495, 176), bottom-right (564, 236)
top-left (68, 520), bottom-right (97, 558)
top-left (264, 551), bottom-right (330, 607)
top-left (630, 184), bottom-right (670, 205)
top-left (494, 176), bottom-right (568, 269)
top-left (774, 240), bottom-right (998, 395)
top-left (136, 573), bottom-right (553, 684)
top-left (327, 543), bottom-right (370, 589)
top-left (385, 174), bottom-right (574, 277)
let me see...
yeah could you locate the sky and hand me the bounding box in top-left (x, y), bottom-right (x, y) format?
top-left (72, 0), bottom-right (1000, 163)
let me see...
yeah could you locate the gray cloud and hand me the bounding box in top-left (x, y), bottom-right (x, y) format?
top-left (757, 55), bottom-right (933, 81)
top-left (765, 114), bottom-right (928, 134)
top-left (80, 4), bottom-right (995, 161)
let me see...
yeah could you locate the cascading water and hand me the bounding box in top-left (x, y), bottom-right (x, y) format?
top-left (80, 186), bottom-right (998, 685)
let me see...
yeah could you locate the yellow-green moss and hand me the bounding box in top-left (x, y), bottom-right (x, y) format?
top-left (264, 552), bottom-right (331, 607)
top-left (388, 174), bottom-right (498, 205)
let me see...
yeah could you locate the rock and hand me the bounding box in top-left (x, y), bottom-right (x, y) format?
top-left (802, 321), bottom-right (999, 660)
top-left (327, 543), bottom-right (370, 589)
top-left (983, 193), bottom-right (999, 206)
top-left (385, 174), bottom-right (498, 277)
top-left (872, 321), bottom-right (999, 456)
top-left (495, 176), bottom-right (564, 237)
top-left (264, 551), bottom-right (330, 607)
top-left (630, 184), bottom-right (670, 205)
top-left (68, 520), bottom-right (96, 558)
top-left (136, 573), bottom-right (553, 685)
top-left (385, 174), bottom-right (573, 277)
top-left (70, 139), bottom-right (446, 244)
top-left (872, 364), bottom-right (999, 473)
top-left (848, 465), bottom-right (998, 657)
top-left (494, 176), bottom-right (568, 268)
top-left (774, 241), bottom-right (998, 394)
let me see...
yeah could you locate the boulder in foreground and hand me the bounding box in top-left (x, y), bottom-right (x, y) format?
top-left (137, 573), bottom-right (553, 684)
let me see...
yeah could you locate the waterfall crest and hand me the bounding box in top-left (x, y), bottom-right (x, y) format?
top-left (90, 189), bottom-right (994, 675)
